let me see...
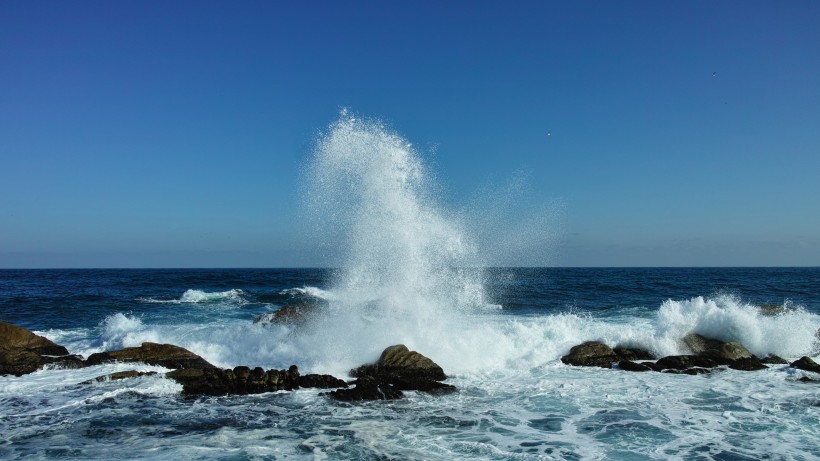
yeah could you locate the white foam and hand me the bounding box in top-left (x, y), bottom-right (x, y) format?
top-left (139, 289), bottom-right (246, 304)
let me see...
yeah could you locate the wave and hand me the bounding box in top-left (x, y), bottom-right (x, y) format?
top-left (138, 289), bottom-right (247, 304)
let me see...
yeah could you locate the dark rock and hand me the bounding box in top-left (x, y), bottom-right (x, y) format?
top-left (166, 364), bottom-right (320, 396)
top-left (86, 342), bottom-right (216, 370)
top-left (681, 333), bottom-right (753, 364)
top-left (83, 370), bottom-right (159, 384)
top-left (299, 374), bottom-right (349, 389)
top-left (328, 376), bottom-right (403, 401)
top-left (727, 356), bottom-right (767, 371)
top-left (618, 360), bottom-right (653, 372)
top-left (614, 347), bottom-right (655, 361)
top-left (790, 356), bottom-right (820, 374)
top-left (760, 354), bottom-right (788, 365)
top-left (41, 354), bottom-right (86, 370)
top-left (0, 321), bottom-right (74, 376)
top-left (352, 344), bottom-right (446, 381)
top-left (798, 376), bottom-right (817, 383)
top-left (254, 304), bottom-right (317, 325)
top-left (347, 345), bottom-right (454, 398)
top-left (655, 355), bottom-right (718, 371)
top-left (560, 341), bottom-right (618, 368)
top-left (681, 367), bottom-right (712, 375)
top-left (758, 303), bottom-right (791, 316)
top-left (681, 333), bottom-right (724, 355)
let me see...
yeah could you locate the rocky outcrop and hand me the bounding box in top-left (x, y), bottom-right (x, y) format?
top-left (86, 342), bottom-right (216, 369)
top-left (618, 360), bottom-right (653, 372)
top-left (560, 342), bottom-right (655, 369)
top-left (336, 345), bottom-right (455, 400)
top-left (254, 304), bottom-right (317, 325)
top-left (327, 376), bottom-right (403, 401)
top-left (166, 364), bottom-right (347, 396)
top-left (0, 321), bottom-right (76, 376)
top-left (84, 370), bottom-right (159, 384)
top-left (790, 356), bottom-right (820, 374)
top-left (560, 342), bottom-right (620, 368)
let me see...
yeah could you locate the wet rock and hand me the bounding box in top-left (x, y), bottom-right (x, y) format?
top-left (86, 342), bottom-right (216, 370)
top-left (618, 360), bottom-right (653, 372)
top-left (299, 373), bottom-right (349, 389)
top-left (790, 356), bottom-right (820, 374)
top-left (681, 333), bottom-right (754, 363)
top-left (345, 345), bottom-right (455, 398)
top-left (0, 321), bottom-right (74, 376)
top-left (760, 354), bottom-right (788, 365)
top-left (327, 376), bottom-right (403, 401)
top-left (613, 347), bottom-right (655, 361)
top-left (797, 376), bottom-right (817, 383)
top-left (727, 356), bottom-right (767, 371)
top-left (560, 341), bottom-right (619, 368)
top-left (655, 355), bottom-right (718, 371)
top-left (681, 367), bottom-right (712, 375)
top-left (254, 304), bottom-right (317, 325)
top-left (83, 370), bottom-right (159, 384)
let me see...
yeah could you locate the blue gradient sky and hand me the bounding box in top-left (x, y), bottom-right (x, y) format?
top-left (1, 1), bottom-right (818, 267)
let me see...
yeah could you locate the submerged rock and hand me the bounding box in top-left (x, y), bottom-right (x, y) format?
top-left (254, 304), bottom-right (317, 326)
top-left (339, 345), bottom-right (455, 400)
top-left (86, 342), bottom-right (216, 370)
top-left (83, 370), bottom-right (159, 384)
top-left (0, 321), bottom-right (74, 376)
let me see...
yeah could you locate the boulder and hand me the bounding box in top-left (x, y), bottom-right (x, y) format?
top-left (86, 342), bottom-right (216, 369)
top-left (618, 360), bottom-right (653, 372)
top-left (342, 345), bottom-right (455, 399)
top-left (613, 347), bottom-right (655, 361)
top-left (254, 304), bottom-right (317, 325)
top-left (560, 341), bottom-right (619, 368)
top-left (790, 356), bottom-right (820, 374)
top-left (655, 355), bottom-right (718, 371)
top-left (727, 356), bottom-right (767, 371)
top-left (760, 354), bottom-right (788, 365)
top-left (0, 321), bottom-right (74, 376)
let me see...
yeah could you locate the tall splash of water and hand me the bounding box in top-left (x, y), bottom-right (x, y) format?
top-left (299, 112), bottom-right (498, 372)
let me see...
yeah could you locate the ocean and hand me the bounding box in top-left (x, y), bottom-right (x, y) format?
top-left (2, 115), bottom-right (819, 459)
top-left (1, 267), bottom-right (818, 460)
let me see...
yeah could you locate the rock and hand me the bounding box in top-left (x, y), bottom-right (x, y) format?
top-left (655, 355), bottom-right (718, 371)
top-left (560, 341), bottom-right (618, 368)
top-left (299, 374), bottom-right (349, 389)
top-left (328, 376), bottom-right (403, 401)
top-left (254, 304), bottom-right (317, 325)
top-left (166, 364), bottom-right (346, 396)
top-left (681, 367), bottom-right (712, 375)
top-left (797, 376), bottom-right (817, 383)
top-left (83, 370), bottom-right (159, 384)
top-left (681, 333), bottom-right (724, 355)
top-left (618, 360), bottom-right (653, 372)
top-left (760, 354), bottom-right (788, 365)
top-left (727, 356), bottom-right (767, 371)
top-left (613, 347), bottom-right (655, 361)
top-left (700, 342), bottom-right (754, 364)
top-left (790, 356), bottom-right (820, 374)
top-left (0, 321), bottom-right (74, 376)
top-left (758, 303), bottom-right (791, 316)
top-left (351, 344), bottom-right (447, 383)
top-left (86, 342), bottom-right (216, 370)
top-left (346, 345), bottom-right (454, 398)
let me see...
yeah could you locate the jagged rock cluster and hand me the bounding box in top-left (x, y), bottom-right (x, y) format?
top-left (329, 344), bottom-right (456, 401)
top-left (560, 332), bottom-right (819, 378)
top-left (1, 320), bottom-right (458, 402)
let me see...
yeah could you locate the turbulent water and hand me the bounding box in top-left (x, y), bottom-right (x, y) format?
top-left (2, 116), bottom-right (819, 460)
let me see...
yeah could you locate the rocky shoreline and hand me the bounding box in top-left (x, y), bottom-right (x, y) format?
top-left (0, 320), bottom-right (457, 401)
top-left (2, 319), bottom-right (818, 404)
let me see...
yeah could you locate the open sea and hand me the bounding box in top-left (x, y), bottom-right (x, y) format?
top-left (1, 267), bottom-right (818, 460)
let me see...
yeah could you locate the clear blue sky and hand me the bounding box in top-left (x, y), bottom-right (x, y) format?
top-left (1, 1), bottom-right (818, 268)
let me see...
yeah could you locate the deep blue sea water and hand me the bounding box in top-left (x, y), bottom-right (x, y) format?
top-left (1, 267), bottom-right (818, 460)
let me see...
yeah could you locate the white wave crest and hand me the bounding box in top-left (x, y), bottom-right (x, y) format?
top-left (139, 289), bottom-right (246, 304)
